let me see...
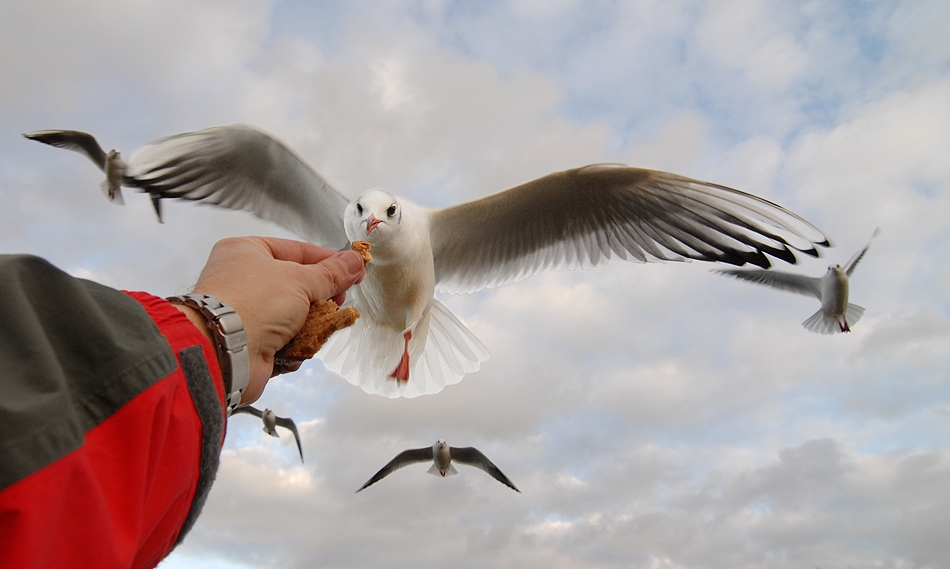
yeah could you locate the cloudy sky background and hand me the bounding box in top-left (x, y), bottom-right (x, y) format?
top-left (2, 1), bottom-right (949, 567)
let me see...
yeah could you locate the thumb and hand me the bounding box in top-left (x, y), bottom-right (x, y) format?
top-left (301, 250), bottom-right (365, 302)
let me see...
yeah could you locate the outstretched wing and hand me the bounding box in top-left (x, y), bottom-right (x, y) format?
top-left (844, 228), bottom-right (880, 276)
top-left (274, 416), bottom-right (304, 463)
top-left (450, 447), bottom-right (520, 493)
top-left (715, 268), bottom-right (823, 300)
top-left (429, 165), bottom-right (829, 294)
top-left (24, 130), bottom-right (108, 170)
top-left (125, 124), bottom-right (350, 249)
top-left (229, 405), bottom-right (264, 419)
top-left (356, 447), bottom-right (434, 492)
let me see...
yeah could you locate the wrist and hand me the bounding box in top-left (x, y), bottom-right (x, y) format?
top-left (172, 303), bottom-right (218, 351)
top-left (167, 293), bottom-right (249, 415)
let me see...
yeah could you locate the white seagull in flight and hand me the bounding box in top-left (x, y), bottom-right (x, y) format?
top-left (25, 124), bottom-right (829, 397)
top-left (715, 229), bottom-right (879, 334)
top-left (22, 130), bottom-right (139, 210)
top-left (230, 406), bottom-right (304, 463)
top-left (356, 440), bottom-right (520, 493)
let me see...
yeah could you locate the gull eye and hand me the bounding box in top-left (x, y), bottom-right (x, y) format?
top-left (356, 203), bottom-right (363, 215)
top-left (387, 204), bottom-right (397, 217)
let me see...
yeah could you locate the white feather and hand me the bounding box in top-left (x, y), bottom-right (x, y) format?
top-left (28, 125), bottom-right (832, 396)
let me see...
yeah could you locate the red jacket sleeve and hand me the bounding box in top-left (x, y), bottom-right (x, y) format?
top-left (0, 291), bottom-right (226, 569)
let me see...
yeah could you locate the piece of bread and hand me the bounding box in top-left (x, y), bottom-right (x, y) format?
top-left (275, 299), bottom-right (359, 363)
top-left (350, 240), bottom-right (372, 262)
top-left (274, 241), bottom-right (372, 364)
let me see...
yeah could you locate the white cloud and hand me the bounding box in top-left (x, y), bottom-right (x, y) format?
top-left (2, 1), bottom-right (949, 568)
top-left (695, 0), bottom-right (808, 90)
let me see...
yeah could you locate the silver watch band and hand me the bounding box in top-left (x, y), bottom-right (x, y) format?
top-left (167, 293), bottom-right (249, 415)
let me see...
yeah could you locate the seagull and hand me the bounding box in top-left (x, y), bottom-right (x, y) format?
top-left (715, 229), bottom-right (879, 334)
top-left (230, 405), bottom-right (304, 463)
top-left (22, 130), bottom-right (162, 216)
top-left (25, 124), bottom-right (830, 397)
top-left (356, 440), bottom-right (520, 493)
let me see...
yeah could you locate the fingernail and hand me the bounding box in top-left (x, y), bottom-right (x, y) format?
top-left (337, 250), bottom-right (364, 274)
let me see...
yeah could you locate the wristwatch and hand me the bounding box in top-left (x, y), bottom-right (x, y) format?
top-left (167, 293), bottom-right (249, 415)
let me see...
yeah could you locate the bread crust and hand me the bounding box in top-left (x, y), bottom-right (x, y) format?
top-left (275, 299), bottom-right (359, 362)
top-left (350, 240), bottom-right (372, 262)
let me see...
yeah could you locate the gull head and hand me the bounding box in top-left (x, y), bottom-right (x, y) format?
top-left (826, 264), bottom-right (849, 284)
top-left (828, 263), bottom-right (844, 275)
top-left (345, 190), bottom-right (402, 245)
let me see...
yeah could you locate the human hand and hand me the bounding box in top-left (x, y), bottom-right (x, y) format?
top-left (183, 236), bottom-right (365, 404)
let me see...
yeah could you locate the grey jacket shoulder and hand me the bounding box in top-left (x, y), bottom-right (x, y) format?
top-left (0, 254), bottom-right (178, 490)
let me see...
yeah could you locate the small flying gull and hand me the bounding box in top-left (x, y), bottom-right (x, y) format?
top-left (715, 229), bottom-right (879, 334)
top-left (22, 130), bottom-right (162, 216)
top-left (230, 406), bottom-right (304, 463)
top-left (356, 440), bottom-right (520, 493)
top-left (25, 125), bottom-right (830, 397)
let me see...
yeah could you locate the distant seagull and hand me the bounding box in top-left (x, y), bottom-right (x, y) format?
top-left (22, 130), bottom-right (163, 216)
top-left (230, 406), bottom-right (304, 463)
top-left (25, 124), bottom-right (830, 398)
top-left (716, 229), bottom-right (880, 334)
top-left (357, 440), bottom-right (520, 493)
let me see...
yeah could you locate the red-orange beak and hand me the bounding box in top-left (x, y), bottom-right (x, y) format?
top-left (366, 214), bottom-right (381, 236)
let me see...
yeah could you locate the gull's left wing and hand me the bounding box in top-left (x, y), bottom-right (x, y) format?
top-left (450, 447), bottom-right (520, 493)
top-left (428, 164), bottom-right (829, 294)
top-left (274, 416), bottom-right (304, 463)
top-left (844, 228), bottom-right (881, 277)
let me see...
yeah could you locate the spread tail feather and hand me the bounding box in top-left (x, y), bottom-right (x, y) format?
top-left (428, 463), bottom-right (459, 477)
top-left (845, 303), bottom-right (865, 327)
top-left (99, 180), bottom-right (125, 205)
top-left (401, 299), bottom-right (489, 398)
top-left (802, 309), bottom-right (838, 334)
top-left (317, 299), bottom-right (488, 398)
top-left (802, 303), bottom-right (865, 334)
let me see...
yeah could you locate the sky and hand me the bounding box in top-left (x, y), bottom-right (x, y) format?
top-left (1, 1), bottom-right (949, 567)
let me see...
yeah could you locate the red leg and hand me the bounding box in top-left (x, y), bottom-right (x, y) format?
top-left (390, 330), bottom-right (412, 382)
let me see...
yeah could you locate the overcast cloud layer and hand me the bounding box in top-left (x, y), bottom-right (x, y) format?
top-left (1, 1), bottom-right (949, 568)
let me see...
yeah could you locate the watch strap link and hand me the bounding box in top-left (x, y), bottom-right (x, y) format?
top-left (167, 293), bottom-right (249, 415)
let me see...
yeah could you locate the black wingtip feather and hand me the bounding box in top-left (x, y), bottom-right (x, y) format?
top-left (150, 194), bottom-right (164, 223)
top-left (801, 245), bottom-right (821, 258)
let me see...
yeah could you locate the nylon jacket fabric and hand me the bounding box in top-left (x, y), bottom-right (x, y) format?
top-left (0, 255), bottom-right (226, 569)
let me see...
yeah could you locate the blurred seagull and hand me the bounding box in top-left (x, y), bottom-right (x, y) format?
top-left (715, 229), bottom-right (880, 334)
top-left (356, 440), bottom-right (520, 493)
top-left (25, 124), bottom-right (830, 397)
top-left (230, 406), bottom-right (304, 463)
top-left (22, 130), bottom-right (162, 217)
